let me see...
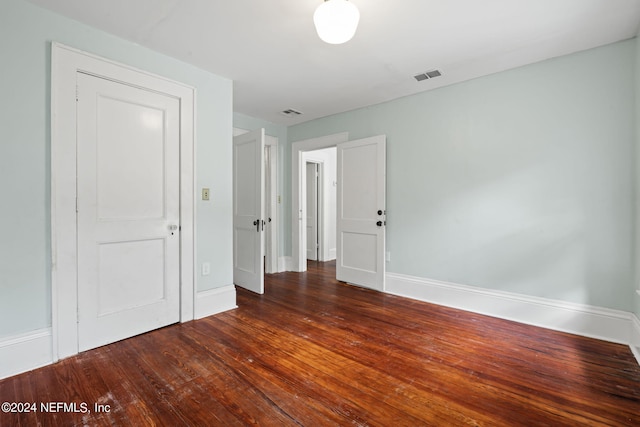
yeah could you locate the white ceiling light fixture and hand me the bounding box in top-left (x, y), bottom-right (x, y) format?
top-left (314, 0), bottom-right (360, 45)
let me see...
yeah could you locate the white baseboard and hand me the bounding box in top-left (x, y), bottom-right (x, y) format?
top-left (386, 272), bottom-right (632, 346)
top-left (631, 315), bottom-right (640, 365)
top-left (194, 285), bottom-right (237, 320)
top-left (328, 248), bottom-right (336, 261)
top-left (279, 256), bottom-right (294, 272)
top-left (0, 328), bottom-right (53, 380)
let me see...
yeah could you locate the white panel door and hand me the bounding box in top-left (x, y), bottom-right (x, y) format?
top-left (336, 135), bottom-right (386, 291)
top-left (233, 129), bottom-right (265, 294)
top-left (306, 162), bottom-right (319, 261)
top-left (76, 73), bottom-right (180, 352)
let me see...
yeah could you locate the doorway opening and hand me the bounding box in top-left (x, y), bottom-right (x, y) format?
top-left (306, 161), bottom-right (320, 262)
top-left (304, 147), bottom-right (337, 268)
top-left (292, 133), bottom-right (348, 273)
top-left (292, 133), bottom-right (387, 292)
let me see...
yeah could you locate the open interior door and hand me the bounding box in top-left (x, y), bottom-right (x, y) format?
top-left (336, 135), bottom-right (386, 291)
top-left (233, 129), bottom-right (265, 294)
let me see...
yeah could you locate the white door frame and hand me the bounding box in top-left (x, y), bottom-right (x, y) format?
top-left (292, 133), bottom-right (348, 272)
top-left (233, 128), bottom-right (279, 273)
top-left (51, 43), bottom-right (196, 360)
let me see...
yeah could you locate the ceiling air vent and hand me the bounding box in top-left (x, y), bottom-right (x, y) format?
top-left (280, 108), bottom-right (303, 117)
top-left (414, 69), bottom-right (442, 82)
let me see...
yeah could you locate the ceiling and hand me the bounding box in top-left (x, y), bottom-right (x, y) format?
top-left (27, 0), bottom-right (640, 125)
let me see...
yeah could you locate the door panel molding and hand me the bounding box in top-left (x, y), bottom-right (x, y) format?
top-left (51, 43), bottom-right (195, 360)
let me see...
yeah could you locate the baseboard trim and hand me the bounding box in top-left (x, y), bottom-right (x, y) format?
top-left (386, 272), bottom-right (632, 346)
top-left (0, 328), bottom-right (53, 380)
top-left (631, 315), bottom-right (640, 365)
top-left (194, 285), bottom-right (237, 320)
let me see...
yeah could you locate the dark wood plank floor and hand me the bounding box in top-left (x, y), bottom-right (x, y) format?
top-left (1, 261), bottom-right (640, 426)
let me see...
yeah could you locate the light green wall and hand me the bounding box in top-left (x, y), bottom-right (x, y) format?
top-left (289, 40), bottom-right (636, 312)
top-left (233, 112), bottom-right (291, 257)
top-left (0, 0), bottom-right (233, 339)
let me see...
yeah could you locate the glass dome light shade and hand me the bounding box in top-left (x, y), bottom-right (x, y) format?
top-left (313, 0), bottom-right (360, 45)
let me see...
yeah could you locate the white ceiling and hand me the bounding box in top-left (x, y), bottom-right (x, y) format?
top-left (27, 0), bottom-right (640, 125)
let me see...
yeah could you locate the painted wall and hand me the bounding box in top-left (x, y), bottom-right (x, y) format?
top-left (0, 0), bottom-right (233, 339)
top-left (289, 40), bottom-right (636, 312)
top-left (233, 113), bottom-right (290, 259)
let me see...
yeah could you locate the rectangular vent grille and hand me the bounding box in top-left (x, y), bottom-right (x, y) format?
top-left (280, 108), bottom-right (303, 117)
top-left (414, 69), bottom-right (442, 82)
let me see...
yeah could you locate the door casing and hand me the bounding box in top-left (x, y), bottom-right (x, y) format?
top-left (51, 43), bottom-right (196, 360)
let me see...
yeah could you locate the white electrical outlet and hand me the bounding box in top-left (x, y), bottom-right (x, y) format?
top-left (202, 262), bottom-right (211, 276)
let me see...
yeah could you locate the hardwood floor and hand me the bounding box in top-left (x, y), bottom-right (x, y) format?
top-left (1, 261), bottom-right (639, 426)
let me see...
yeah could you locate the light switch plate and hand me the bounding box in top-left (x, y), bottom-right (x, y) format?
top-left (202, 188), bottom-right (210, 201)
top-left (202, 262), bottom-right (210, 276)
